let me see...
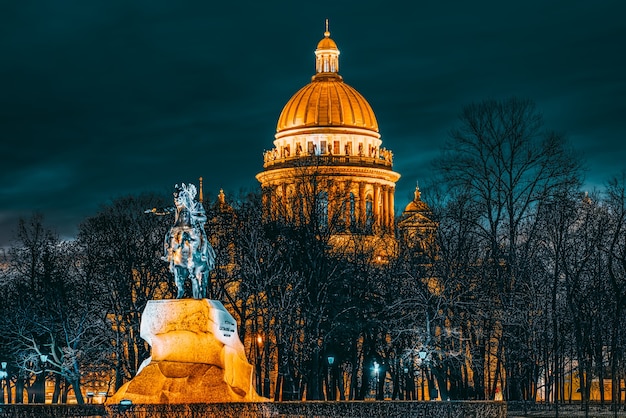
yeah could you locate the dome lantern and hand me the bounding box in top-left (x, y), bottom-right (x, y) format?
top-left (315, 19), bottom-right (340, 76)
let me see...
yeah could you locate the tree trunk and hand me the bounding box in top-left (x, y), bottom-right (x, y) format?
top-left (391, 360), bottom-right (400, 400)
top-left (70, 379), bottom-right (84, 404)
top-left (306, 350), bottom-right (322, 400)
top-left (4, 376), bottom-right (12, 403)
top-left (274, 373), bottom-right (283, 401)
top-left (15, 378), bottom-right (24, 403)
top-left (31, 374), bottom-right (45, 403)
top-left (337, 366), bottom-right (345, 400)
top-left (61, 383), bottom-right (69, 404)
top-left (52, 375), bottom-right (61, 403)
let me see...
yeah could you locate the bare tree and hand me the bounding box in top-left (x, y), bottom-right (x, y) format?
top-left (1, 215), bottom-right (111, 403)
top-left (603, 175), bottom-right (626, 410)
top-left (433, 98), bottom-right (582, 401)
top-left (77, 193), bottom-right (171, 390)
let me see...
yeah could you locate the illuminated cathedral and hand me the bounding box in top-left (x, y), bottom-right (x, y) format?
top-left (256, 23), bottom-right (403, 247)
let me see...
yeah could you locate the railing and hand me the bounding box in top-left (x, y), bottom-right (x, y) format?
top-left (0, 401), bottom-right (508, 418)
top-left (0, 404), bottom-right (105, 418)
top-left (507, 400), bottom-right (626, 413)
top-left (263, 154), bottom-right (393, 170)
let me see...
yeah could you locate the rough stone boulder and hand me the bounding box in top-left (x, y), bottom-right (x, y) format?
top-left (107, 299), bottom-right (265, 404)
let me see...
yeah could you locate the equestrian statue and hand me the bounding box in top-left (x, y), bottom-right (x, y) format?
top-left (161, 183), bottom-right (216, 299)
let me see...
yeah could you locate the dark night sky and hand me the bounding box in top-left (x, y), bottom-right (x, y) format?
top-left (1, 1), bottom-right (625, 247)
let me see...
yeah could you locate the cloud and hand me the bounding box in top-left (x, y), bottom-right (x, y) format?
top-left (0, 1), bottom-right (624, 247)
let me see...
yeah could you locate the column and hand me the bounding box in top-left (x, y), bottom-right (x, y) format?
top-left (344, 181), bottom-right (352, 229)
top-left (358, 182), bottom-right (366, 228)
top-left (279, 184), bottom-right (287, 221)
top-left (382, 186), bottom-right (389, 231)
top-left (373, 184), bottom-right (381, 230)
top-left (389, 187), bottom-right (395, 230)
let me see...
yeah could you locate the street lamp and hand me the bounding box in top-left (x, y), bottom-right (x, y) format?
top-left (327, 356), bottom-right (335, 401)
top-left (40, 354), bottom-right (48, 403)
top-left (418, 350), bottom-right (427, 400)
top-left (373, 361), bottom-right (380, 400)
top-left (256, 334), bottom-right (270, 398)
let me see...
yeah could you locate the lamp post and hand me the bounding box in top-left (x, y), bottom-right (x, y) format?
top-left (0, 362), bottom-right (7, 404)
top-left (40, 354), bottom-right (48, 404)
top-left (256, 334), bottom-right (270, 398)
top-left (373, 361), bottom-right (380, 400)
top-left (255, 334), bottom-right (263, 395)
top-left (327, 356), bottom-right (335, 401)
top-left (418, 350), bottom-right (427, 400)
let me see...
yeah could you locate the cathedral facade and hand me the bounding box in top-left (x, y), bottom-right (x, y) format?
top-left (256, 25), bottom-right (401, 237)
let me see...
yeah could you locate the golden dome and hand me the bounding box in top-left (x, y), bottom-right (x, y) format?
top-left (276, 78), bottom-right (379, 133)
top-left (316, 33), bottom-right (338, 50)
top-left (276, 26), bottom-right (378, 134)
top-left (404, 199), bottom-right (430, 213)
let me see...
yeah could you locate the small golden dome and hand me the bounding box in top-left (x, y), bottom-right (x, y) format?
top-left (404, 199), bottom-right (430, 213)
top-left (317, 35), bottom-right (338, 50)
top-left (276, 78), bottom-right (379, 133)
top-left (317, 19), bottom-right (338, 50)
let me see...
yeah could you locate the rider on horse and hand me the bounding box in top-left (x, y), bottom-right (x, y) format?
top-left (162, 183), bottom-right (216, 299)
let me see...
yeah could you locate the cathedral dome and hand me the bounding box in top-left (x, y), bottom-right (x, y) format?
top-left (276, 79), bottom-right (379, 134)
top-left (275, 26), bottom-right (379, 135)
